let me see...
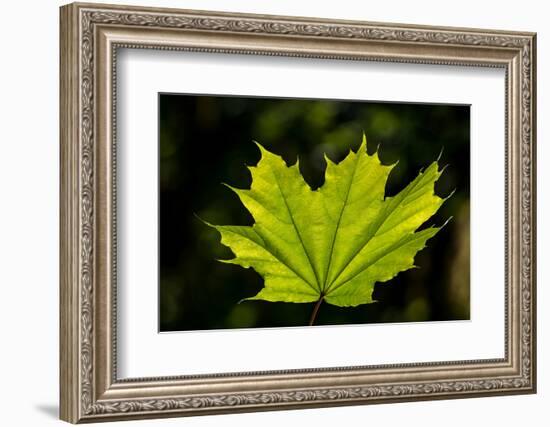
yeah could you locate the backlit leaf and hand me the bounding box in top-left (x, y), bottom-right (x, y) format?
top-left (209, 134), bottom-right (449, 308)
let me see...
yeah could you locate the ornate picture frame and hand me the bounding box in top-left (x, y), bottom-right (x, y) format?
top-left (60, 2), bottom-right (536, 423)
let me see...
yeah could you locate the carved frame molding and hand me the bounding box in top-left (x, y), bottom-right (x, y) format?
top-left (60, 2), bottom-right (536, 423)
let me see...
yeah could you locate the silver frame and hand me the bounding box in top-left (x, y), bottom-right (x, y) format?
top-left (60, 2), bottom-right (536, 423)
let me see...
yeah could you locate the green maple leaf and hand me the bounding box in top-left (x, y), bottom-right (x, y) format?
top-left (209, 134), bottom-right (449, 312)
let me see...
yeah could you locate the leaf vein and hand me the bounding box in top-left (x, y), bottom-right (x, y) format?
top-left (326, 169), bottom-right (429, 291)
top-left (221, 227), bottom-right (318, 293)
top-left (269, 166), bottom-right (322, 293)
top-left (321, 150), bottom-right (362, 292)
top-left (327, 228), bottom-right (436, 295)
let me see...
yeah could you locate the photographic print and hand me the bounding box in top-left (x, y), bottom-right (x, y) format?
top-left (60, 4), bottom-right (536, 421)
top-left (159, 94), bottom-right (470, 331)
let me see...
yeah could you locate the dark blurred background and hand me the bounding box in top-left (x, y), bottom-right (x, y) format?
top-left (159, 94), bottom-right (470, 332)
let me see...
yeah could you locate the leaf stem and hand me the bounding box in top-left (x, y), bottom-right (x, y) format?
top-left (309, 295), bottom-right (324, 326)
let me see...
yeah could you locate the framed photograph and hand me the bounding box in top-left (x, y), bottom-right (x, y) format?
top-left (60, 2), bottom-right (537, 423)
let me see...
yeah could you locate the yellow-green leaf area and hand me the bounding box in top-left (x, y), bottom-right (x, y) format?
top-left (210, 134), bottom-right (449, 307)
